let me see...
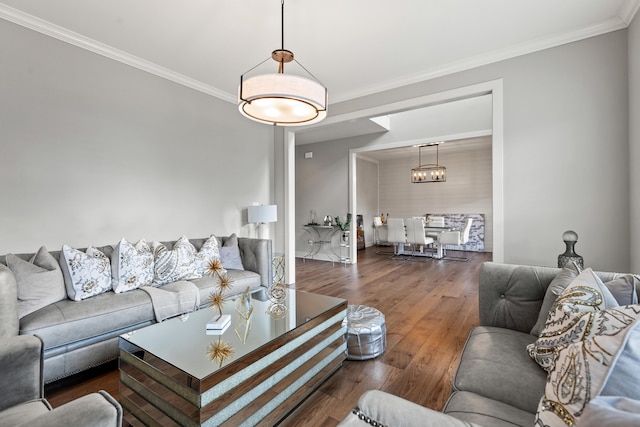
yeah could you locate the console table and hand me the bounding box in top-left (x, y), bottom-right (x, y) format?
top-left (302, 225), bottom-right (342, 264)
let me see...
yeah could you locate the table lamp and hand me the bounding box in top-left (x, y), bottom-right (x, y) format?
top-left (248, 205), bottom-right (278, 239)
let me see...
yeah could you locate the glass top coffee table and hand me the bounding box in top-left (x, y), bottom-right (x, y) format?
top-left (119, 289), bottom-right (347, 427)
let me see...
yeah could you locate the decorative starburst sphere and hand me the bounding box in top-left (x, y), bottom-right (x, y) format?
top-left (207, 339), bottom-right (234, 367)
top-left (208, 292), bottom-right (226, 316)
top-left (206, 259), bottom-right (224, 275)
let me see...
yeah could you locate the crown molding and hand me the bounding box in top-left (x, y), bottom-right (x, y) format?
top-left (331, 16), bottom-right (629, 103)
top-left (620, 0), bottom-right (640, 25)
top-left (1, 3), bottom-right (635, 106)
top-left (0, 4), bottom-right (236, 103)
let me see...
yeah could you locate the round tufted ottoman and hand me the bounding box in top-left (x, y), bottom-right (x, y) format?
top-left (342, 305), bottom-right (386, 360)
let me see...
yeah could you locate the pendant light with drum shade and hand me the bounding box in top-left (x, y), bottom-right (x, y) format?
top-left (238, 0), bottom-right (327, 126)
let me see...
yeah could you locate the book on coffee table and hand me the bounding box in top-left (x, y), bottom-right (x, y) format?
top-left (206, 314), bottom-right (231, 330)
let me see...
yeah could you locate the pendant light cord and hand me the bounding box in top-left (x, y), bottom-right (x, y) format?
top-left (281, 0), bottom-right (285, 51)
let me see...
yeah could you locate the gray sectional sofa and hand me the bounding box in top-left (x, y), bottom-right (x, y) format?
top-left (340, 261), bottom-right (640, 427)
top-left (0, 236), bottom-right (272, 384)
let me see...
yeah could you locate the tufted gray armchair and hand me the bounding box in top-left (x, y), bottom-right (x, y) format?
top-left (0, 334), bottom-right (122, 427)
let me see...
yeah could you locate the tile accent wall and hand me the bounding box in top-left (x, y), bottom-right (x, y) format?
top-left (426, 213), bottom-right (485, 252)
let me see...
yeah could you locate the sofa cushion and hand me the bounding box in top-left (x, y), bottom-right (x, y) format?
top-left (0, 264), bottom-right (19, 338)
top-left (530, 262), bottom-right (581, 336)
top-left (59, 245), bottom-right (112, 301)
top-left (527, 268), bottom-right (619, 372)
top-left (191, 269), bottom-right (262, 304)
top-left (0, 399), bottom-right (51, 427)
top-left (220, 246), bottom-right (244, 270)
top-left (338, 390), bottom-right (483, 427)
top-left (6, 247), bottom-right (66, 318)
top-left (111, 239), bottom-right (154, 293)
top-left (531, 265), bottom-right (638, 337)
top-left (604, 274), bottom-right (639, 306)
top-left (578, 396), bottom-right (640, 427)
top-left (223, 233), bottom-right (239, 247)
top-left (151, 236), bottom-right (201, 286)
top-left (444, 391), bottom-right (534, 427)
top-left (194, 235), bottom-right (225, 277)
top-left (535, 305), bottom-right (640, 426)
top-left (19, 288), bottom-right (154, 350)
top-left (453, 326), bottom-right (546, 414)
top-left (479, 264), bottom-right (555, 334)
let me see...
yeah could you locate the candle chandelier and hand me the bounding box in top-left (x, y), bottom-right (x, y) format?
top-left (238, 0), bottom-right (327, 126)
top-left (411, 143), bottom-right (447, 183)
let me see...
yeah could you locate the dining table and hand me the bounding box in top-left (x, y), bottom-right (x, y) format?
top-left (385, 222), bottom-right (452, 259)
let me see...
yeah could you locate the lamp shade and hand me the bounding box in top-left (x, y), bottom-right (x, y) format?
top-left (248, 205), bottom-right (278, 223)
top-left (239, 74), bottom-right (327, 126)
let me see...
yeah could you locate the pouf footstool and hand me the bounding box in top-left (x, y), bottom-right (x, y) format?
top-left (342, 305), bottom-right (386, 360)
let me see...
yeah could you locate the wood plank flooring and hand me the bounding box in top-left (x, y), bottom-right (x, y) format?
top-left (45, 246), bottom-right (491, 426)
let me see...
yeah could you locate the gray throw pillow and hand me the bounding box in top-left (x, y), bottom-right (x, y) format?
top-left (604, 275), bottom-right (639, 306)
top-left (223, 233), bottom-right (239, 247)
top-left (530, 261), bottom-right (581, 336)
top-left (220, 246), bottom-right (244, 270)
top-left (579, 396), bottom-right (640, 427)
top-left (600, 322), bottom-right (640, 399)
top-left (6, 246), bottom-right (66, 318)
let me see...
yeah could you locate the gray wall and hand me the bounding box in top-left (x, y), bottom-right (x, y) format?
top-left (356, 156), bottom-right (380, 248)
top-left (295, 140), bottom-right (350, 259)
top-left (295, 95), bottom-right (493, 259)
top-left (630, 13), bottom-right (640, 273)
top-left (378, 139), bottom-right (493, 251)
top-left (305, 30), bottom-right (631, 272)
top-left (0, 19), bottom-right (273, 254)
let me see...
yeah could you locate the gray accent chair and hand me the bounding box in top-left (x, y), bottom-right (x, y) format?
top-left (339, 262), bottom-right (640, 427)
top-left (0, 334), bottom-right (122, 427)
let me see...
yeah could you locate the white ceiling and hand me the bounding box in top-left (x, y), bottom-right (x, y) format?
top-left (360, 136), bottom-right (492, 162)
top-left (1, 0), bottom-right (638, 106)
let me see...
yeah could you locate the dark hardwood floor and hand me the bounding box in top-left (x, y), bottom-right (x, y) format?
top-left (45, 246), bottom-right (492, 426)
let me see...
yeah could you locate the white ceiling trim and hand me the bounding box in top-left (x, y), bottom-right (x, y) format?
top-left (330, 16), bottom-right (629, 103)
top-left (620, 0), bottom-right (640, 25)
top-left (0, 4), bottom-right (235, 103)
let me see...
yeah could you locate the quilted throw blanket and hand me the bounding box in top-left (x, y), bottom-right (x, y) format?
top-left (141, 281), bottom-right (200, 322)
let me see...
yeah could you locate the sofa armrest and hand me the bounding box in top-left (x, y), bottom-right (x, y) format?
top-left (238, 238), bottom-right (272, 288)
top-left (338, 390), bottom-right (481, 427)
top-left (25, 391), bottom-right (122, 427)
top-left (478, 262), bottom-right (559, 333)
top-left (0, 335), bottom-right (43, 412)
top-left (0, 263), bottom-right (19, 338)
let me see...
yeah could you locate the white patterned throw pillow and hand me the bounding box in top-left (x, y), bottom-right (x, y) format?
top-left (59, 245), bottom-right (112, 301)
top-left (527, 268), bottom-right (619, 372)
top-left (151, 236), bottom-right (201, 286)
top-left (111, 238), bottom-right (154, 293)
top-left (194, 235), bottom-right (226, 276)
top-left (535, 305), bottom-right (640, 427)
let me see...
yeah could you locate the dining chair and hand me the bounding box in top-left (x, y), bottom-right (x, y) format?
top-left (427, 216), bottom-right (446, 227)
top-left (437, 218), bottom-right (473, 261)
top-left (425, 216), bottom-right (446, 238)
top-left (373, 216), bottom-right (388, 245)
top-left (386, 217), bottom-right (407, 259)
top-left (405, 217), bottom-right (435, 259)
